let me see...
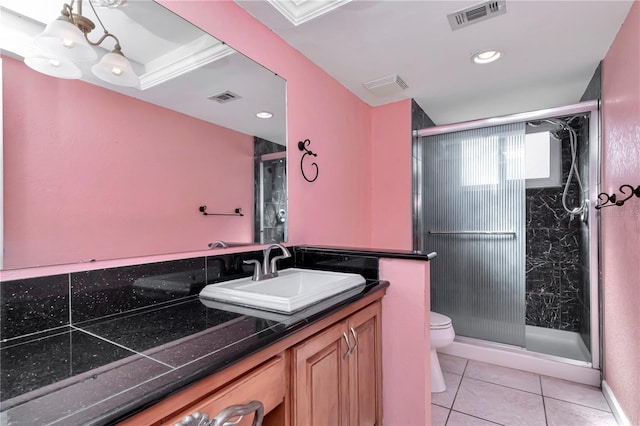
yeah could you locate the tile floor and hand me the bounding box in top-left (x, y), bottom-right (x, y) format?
top-left (431, 353), bottom-right (618, 426)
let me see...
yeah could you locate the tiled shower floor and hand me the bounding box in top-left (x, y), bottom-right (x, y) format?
top-left (431, 353), bottom-right (617, 426)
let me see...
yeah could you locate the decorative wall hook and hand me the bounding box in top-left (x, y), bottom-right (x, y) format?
top-left (199, 206), bottom-right (244, 216)
top-left (298, 139), bottom-right (319, 183)
top-left (595, 184), bottom-right (640, 209)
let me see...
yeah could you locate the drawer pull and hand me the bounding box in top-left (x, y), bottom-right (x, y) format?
top-left (212, 400), bottom-right (265, 426)
top-left (221, 415), bottom-right (244, 426)
top-left (175, 411), bottom-right (211, 426)
top-left (175, 400), bottom-right (264, 426)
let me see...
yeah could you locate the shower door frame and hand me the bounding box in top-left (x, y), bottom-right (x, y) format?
top-left (413, 100), bottom-right (601, 369)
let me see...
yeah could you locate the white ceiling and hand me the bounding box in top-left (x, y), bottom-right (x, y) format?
top-left (236, 0), bottom-right (634, 125)
top-left (0, 0), bottom-right (287, 145)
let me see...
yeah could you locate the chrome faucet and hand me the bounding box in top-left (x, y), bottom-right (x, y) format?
top-left (244, 244), bottom-right (291, 281)
top-left (263, 243), bottom-right (291, 278)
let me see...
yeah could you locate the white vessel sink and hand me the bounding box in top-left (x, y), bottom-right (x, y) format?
top-left (199, 268), bottom-right (366, 314)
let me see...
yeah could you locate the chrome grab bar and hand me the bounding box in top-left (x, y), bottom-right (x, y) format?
top-left (428, 230), bottom-right (515, 235)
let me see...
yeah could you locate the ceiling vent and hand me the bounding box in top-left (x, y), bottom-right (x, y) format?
top-left (208, 91), bottom-right (242, 103)
top-left (447, 0), bottom-right (507, 31)
top-left (362, 74), bottom-right (408, 97)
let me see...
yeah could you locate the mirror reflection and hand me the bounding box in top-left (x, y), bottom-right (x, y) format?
top-left (0, 0), bottom-right (287, 270)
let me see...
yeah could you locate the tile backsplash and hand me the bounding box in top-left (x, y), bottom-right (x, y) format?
top-left (1, 274), bottom-right (69, 340)
top-left (1, 250), bottom-right (269, 342)
top-left (1, 247), bottom-right (380, 343)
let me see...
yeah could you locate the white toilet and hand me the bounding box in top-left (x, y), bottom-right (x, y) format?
top-left (430, 311), bottom-right (455, 393)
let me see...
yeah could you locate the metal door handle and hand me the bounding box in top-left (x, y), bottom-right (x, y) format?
top-left (342, 332), bottom-right (352, 359)
top-left (348, 327), bottom-right (358, 355)
top-left (428, 230), bottom-right (515, 235)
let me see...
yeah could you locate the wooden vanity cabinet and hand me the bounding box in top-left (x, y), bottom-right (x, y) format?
top-left (120, 295), bottom-right (384, 426)
top-left (292, 302), bottom-right (382, 426)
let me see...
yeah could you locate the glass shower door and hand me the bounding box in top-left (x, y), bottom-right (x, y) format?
top-left (415, 123), bottom-right (527, 347)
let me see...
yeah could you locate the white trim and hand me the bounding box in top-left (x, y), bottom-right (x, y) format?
top-left (440, 339), bottom-right (601, 386)
top-left (139, 37), bottom-right (235, 91)
top-left (267, 0), bottom-right (352, 26)
top-left (602, 380), bottom-right (631, 426)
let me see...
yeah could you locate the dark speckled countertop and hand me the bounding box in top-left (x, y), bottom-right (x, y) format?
top-left (0, 278), bottom-right (388, 425)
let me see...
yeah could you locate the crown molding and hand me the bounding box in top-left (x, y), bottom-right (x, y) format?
top-left (267, 0), bottom-right (351, 26)
top-left (139, 36), bottom-right (235, 91)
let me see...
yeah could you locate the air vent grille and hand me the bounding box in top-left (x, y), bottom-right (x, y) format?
top-left (466, 5), bottom-right (488, 21)
top-left (447, 0), bottom-right (506, 31)
top-left (208, 91), bottom-right (242, 103)
top-left (362, 74), bottom-right (408, 96)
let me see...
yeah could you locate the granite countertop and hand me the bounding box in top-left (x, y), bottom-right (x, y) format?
top-left (296, 245), bottom-right (438, 261)
top-left (0, 279), bottom-right (388, 425)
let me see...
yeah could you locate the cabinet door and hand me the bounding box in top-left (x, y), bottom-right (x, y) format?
top-left (347, 302), bottom-right (382, 426)
top-left (292, 321), bottom-right (350, 426)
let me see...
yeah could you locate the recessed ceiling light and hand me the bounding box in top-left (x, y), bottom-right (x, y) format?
top-left (471, 50), bottom-right (502, 64)
top-left (256, 111), bottom-right (273, 119)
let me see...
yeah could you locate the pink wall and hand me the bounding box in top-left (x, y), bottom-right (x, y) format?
top-left (380, 258), bottom-right (431, 425)
top-left (157, 0), bottom-right (374, 249)
top-left (601, 2), bottom-right (640, 423)
top-left (3, 0), bottom-right (376, 274)
top-left (3, 56), bottom-right (253, 269)
top-left (371, 100), bottom-right (413, 250)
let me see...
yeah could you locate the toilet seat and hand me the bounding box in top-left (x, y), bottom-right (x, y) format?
top-left (430, 312), bottom-right (452, 330)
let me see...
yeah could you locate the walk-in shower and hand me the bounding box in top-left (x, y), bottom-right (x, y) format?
top-left (254, 137), bottom-right (287, 244)
top-left (413, 101), bottom-right (600, 382)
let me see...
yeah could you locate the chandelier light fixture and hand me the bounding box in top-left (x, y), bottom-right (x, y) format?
top-left (24, 0), bottom-right (139, 87)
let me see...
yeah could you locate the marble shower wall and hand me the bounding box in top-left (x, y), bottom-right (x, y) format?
top-left (254, 137), bottom-right (287, 244)
top-left (525, 117), bottom-right (590, 345)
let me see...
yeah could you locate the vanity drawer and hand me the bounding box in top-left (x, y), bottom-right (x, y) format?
top-left (165, 356), bottom-right (285, 425)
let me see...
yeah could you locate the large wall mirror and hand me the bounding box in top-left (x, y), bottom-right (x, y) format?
top-left (0, 0), bottom-right (287, 270)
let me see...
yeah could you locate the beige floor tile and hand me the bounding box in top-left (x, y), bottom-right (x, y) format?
top-left (453, 377), bottom-right (546, 426)
top-left (431, 403), bottom-right (450, 426)
top-left (541, 376), bottom-right (610, 411)
top-left (432, 372), bottom-right (463, 409)
top-left (439, 353), bottom-right (468, 375)
top-left (447, 411), bottom-right (501, 425)
top-left (545, 397), bottom-right (618, 426)
top-left (465, 360), bottom-right (541, 394)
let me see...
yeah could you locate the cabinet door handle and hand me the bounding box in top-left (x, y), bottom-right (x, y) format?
top-left (342, 332), bottom-right (352, 359)
top-left (348, 327), bottom-right (358, 355)
top-left (175, 400), bottom-right (265, 426)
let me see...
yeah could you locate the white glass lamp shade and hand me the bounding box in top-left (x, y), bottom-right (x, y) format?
top-left (24, 55), bottom-right (82, 79)
top-left (91, 50), bottom-right (139, 87)
top-left (34, 18), bottom-right (97, 62)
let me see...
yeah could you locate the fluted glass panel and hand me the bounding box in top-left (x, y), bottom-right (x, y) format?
top-left (417, 123), bottom-right (526, 347)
